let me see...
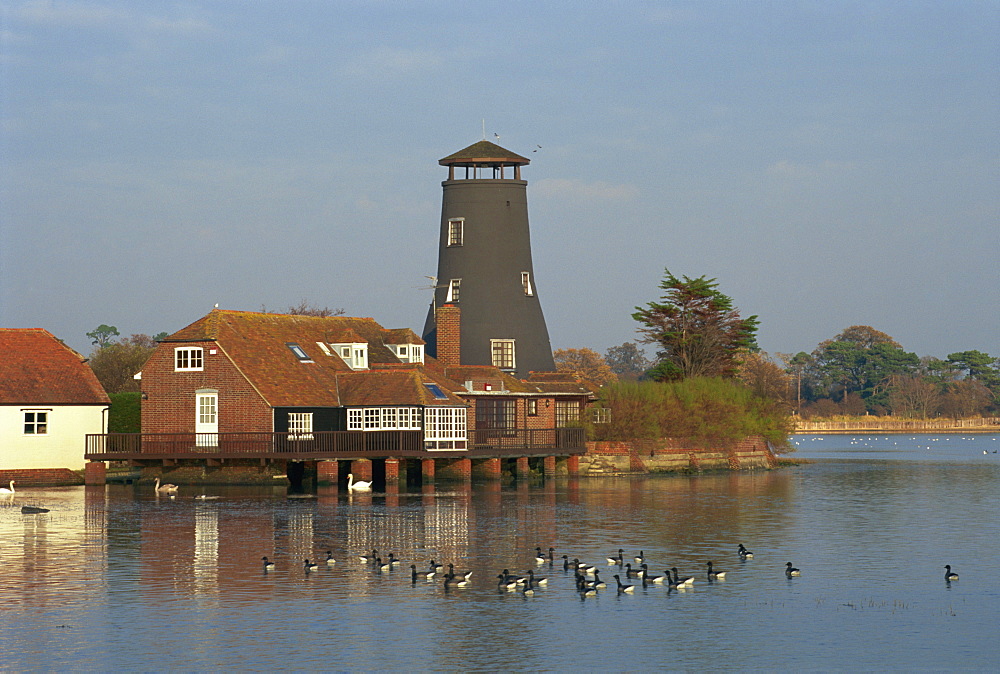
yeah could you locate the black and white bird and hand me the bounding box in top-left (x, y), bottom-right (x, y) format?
top-left (738, 543), bottom-right (754, 560)
top-left (944, 565), bottom-right (959, 581)
top-left (262, 556), bottom-right (276, 571)
top-left (640, 564), bottom-right (664, 584)
top-left (707, 561), bottom-right (727, 580)
top-left (614, 574), bottom-right (635, 594)
top-left (671, 567), bottom-right (695, 586)
top-left (411, 564), bottom-right (436, 582)
top-left (785, 562), bottom-right (801, 577)
top-left (304, 559), bottom-right (319, 572)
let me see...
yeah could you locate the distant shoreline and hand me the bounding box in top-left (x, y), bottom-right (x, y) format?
top-left (792, 417), bottom-right (999, 435)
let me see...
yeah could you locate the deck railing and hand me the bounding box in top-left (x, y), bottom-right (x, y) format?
top-left (85, 427), bottom-right (586, 460)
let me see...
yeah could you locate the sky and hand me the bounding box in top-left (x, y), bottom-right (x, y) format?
top-left (2, 1), bottom-right (998, 364)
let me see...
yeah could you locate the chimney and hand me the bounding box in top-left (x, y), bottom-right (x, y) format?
top-left (436, 303), bottom-right (461, 368)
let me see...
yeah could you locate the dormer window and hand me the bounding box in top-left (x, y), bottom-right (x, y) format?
top-left (390, 343), bottom-right (424, 364)
top-left (330, 342), bottom-right (368, 370)
top-left (521, 271), bottom-right (533, 296)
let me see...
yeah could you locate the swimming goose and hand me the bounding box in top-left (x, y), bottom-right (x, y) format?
top-left (387, 553), bottom-right (401, 566)
top-left (665, 571), bottom-right (681, 590)
top-left (944, 565), bottom-right (959, 581)
top-left (497, 573), bottom-right (519, 591)
top-left (707, 561), bottom-right (726, 580)
top-left (624, 563), bottom-right (640, 579)
top-left (326, 551), bottom-right (337, 566)
top-left (634, 550), bottom-right (645, 564)
top-left (347, 473), bottom-right (372, 492)
top-left (785, 562), bottom-right (801, 577)
top-left (738, 543), bottom-right (753, 559)
top-left (375, 557), bottom-right (391, 572)
top-left (562, 555), bottom-right (574, 571)
top-left (359, 549), bottom-right (377, 564)
top-left (520, 577), bottom-right (536, 596)
top-left (304, 559), bottom-right (319, 572)
top-left (428, 559), bottom-right (444, 573)
top-left (444, 572), bottom-right (469, 588)
top-left (574, 558), bottom-right (597, 574)
top-left (614, 574), bottom-right (635, 594)
top-left (0, 480), bottom-right (14, 494)
top-left (587, 570), bottom-right (608, 589)
top-left (411, 564), bottom-right (435, 581)
top-left (262, 556), bottom-right (276, 571)
top-left (501, 569), bottom-right (526, 585)
top-left (153, 478), bottom-right (178, 494)
top-left (547, 547), bottom-right (556, 565)
top-left (640, 564), bottom-right (664, 584)
top-left (607, 548), bottom-right (624, 565)
top-left (671, 567), bottom-right (695, 586)
top-left (527, 569), bottom-right (548, 586)
top-left (447, 563), bottom-right (473, 581)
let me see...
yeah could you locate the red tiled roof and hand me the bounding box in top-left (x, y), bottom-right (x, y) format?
top-left (0, 329), bottom-right (110, 405)
top-left (337, 371), bottom-right (467, 407)
top-left (163, 311), bottom-right (461, 408)
top-left (380, 328), bottom-right (424, 345)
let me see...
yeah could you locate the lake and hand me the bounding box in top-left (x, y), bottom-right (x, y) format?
top-left (2, 433), bottom-right (998, 671)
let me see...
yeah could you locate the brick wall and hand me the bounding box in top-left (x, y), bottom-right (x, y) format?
top-left (141, 341), bottom-right (272, 434)
top-left (436, 304), bottom-right (461, 368)
top-left (0, 468), bottom-right (84, 486)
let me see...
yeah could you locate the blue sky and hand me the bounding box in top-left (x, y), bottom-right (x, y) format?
top-left (3, 1), bottom-right (998, 362)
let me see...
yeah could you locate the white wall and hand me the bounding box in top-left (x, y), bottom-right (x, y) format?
top-left (0, 405), bottom-right (108, 471)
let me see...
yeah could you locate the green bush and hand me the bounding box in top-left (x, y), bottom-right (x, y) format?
top-left (593, 377), bottom-right (792, 448)
top-left (108, 392), bottom-right (141, 433)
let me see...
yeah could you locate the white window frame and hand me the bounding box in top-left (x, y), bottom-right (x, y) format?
top-left (592, 407), bottom-right (612, 424)
top-left (23, 410), bottom-right (49, 435)
top-left (424, 407), bottom-right (467, 450)
top-left (447, 218), bottom-right (464, 247)
top-left (348, 407), bottom-right (422, 431)
top-left (348, 409), bottom-right (364, 430)
top-left (556, 399), bottom-right (580, 428)
top-left (446, 278), bottom-right (461, 303)
top-left (491, 339), bottom-right (516, 370)
top-left (175, 347), bottom-right (204, 371)
top-left (521, 271), bottom-right (534, 296)
top-left (288, 412), bottom-right (314, 440)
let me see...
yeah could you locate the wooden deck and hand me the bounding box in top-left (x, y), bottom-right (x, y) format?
top-left (85, 428), bottom-right (586, 463)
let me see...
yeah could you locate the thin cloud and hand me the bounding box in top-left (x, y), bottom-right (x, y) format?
top-left (533, 178), bottom-right (639, 202)
top-left (339, 47), bottom-right (444, 79)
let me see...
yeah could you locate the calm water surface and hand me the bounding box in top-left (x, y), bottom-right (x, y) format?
top-left (2, 434), bottom-right (998, 671)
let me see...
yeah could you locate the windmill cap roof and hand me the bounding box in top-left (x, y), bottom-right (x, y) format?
top-left (439, 140), bottom-right (530, 166)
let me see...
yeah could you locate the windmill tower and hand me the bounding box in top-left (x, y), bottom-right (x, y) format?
top-left (422, 140), bottom-right (555, 376)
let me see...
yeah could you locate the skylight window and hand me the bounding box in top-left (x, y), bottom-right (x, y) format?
top-left (286, 343), bottom-right (312, 361)
top-left (423, 383), bottom-right (448, 400)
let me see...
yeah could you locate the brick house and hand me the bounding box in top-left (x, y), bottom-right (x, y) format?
top-left (1, 328), bottom-right (110, 484)
top-left (133, 306), bottom-right (594, 446)
top-left (138, 310), bottom-right (470, 449)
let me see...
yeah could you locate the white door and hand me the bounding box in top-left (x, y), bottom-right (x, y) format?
top-left (195, 393), bottom-right (218, 447)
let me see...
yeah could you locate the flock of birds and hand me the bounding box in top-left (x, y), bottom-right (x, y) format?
top-left (255, 542), bottom-right (895, 597)
top-left (260, 542), bottom-right (962, 594)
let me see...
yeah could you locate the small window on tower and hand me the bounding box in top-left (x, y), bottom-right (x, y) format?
top-left (447, 218), bottom-right (464, 246)
top-left (446, 279), bottom-right (461, 303)
top-left (521, 271), bottom-right (533, 296)
top-left (491, 339), bottom-right (515, 370)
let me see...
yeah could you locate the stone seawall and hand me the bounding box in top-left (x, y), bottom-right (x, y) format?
top-left (581, 436), bottom-right (777, 476)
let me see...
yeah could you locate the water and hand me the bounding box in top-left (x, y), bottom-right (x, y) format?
top-left (2, 434), bottom-right (998, 671)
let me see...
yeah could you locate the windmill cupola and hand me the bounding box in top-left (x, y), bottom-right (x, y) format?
top-left (423, 140), bottom-right (555, 377)
top-left (438, 140), bottom-right (531, 181)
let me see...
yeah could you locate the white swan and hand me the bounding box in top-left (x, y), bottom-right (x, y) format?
top-left (154, 478), bottom-right (179, 494)
top-left (0, 480), bottom-right (14, 494)
top-left (347, 473), bottom-right (372, 492)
